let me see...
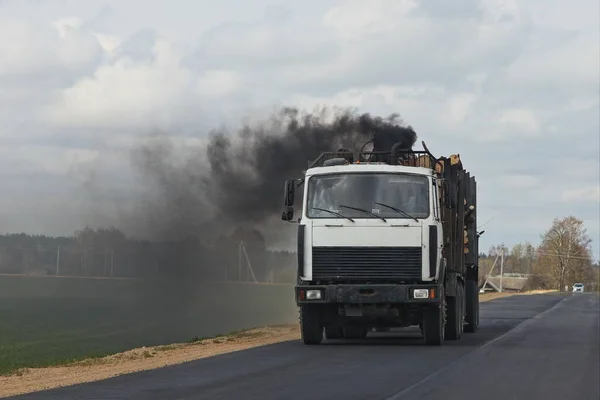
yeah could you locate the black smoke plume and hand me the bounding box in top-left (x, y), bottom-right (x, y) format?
top-left (135, 107), bottom-right (416, 227)
top-left (131, 106), bottom-right (417, 249)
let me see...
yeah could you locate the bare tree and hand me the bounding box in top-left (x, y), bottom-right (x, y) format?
top-left (535, 216), bottom-right (593, 291)
top-left (488, 243), bottom-right (508, 258)
top-left (523, 242), bottom-right (536, 274)
top-left (510, 243), bottom-right (524, 273)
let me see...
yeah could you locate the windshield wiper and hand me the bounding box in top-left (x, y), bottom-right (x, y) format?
top-left (338, 204), bottom-right (386, 222)
top-left (310, 207), bottom-right (355, 222)
top-left (373, 202), bottom-right (418, 222)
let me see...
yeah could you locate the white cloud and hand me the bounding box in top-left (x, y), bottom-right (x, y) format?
top-left (93, 33), bottom-right (122, 54)
top-left (440, 93), bottom-right (478, 125)
top-left (504, 30), bottom-right (600, 90)
top-left (322, 0), bottom-right (418, 38)
top-left (497, 108), bottom-right (541, 136)
top-left (44, 38), bottom-right (195, 129)
top-left (0, 0), bottom-right (598, 257)
top-left (196, 70), bottom-right (245, 96)
top-left (562, 186), bottom-right (600, 203)
top-left (0, 19), bottom-right (102, 76)
top-left (499, 174), bottom-right (541, 189)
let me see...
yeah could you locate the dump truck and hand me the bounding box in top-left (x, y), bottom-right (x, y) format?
top-left (281, 141), bottom-right (481, 345)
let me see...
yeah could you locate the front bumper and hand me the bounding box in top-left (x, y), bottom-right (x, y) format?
top-left (295, 284), bottom-right (442, 305)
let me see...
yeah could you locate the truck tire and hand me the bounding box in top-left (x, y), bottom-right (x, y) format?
top-left (343, 326), bottom-right (368, 339)
top-left (445, 281), bottom-right (464, 340)
top-left (460, 282), bottom-right (465, 336)
top-left (464, 279), bottom-right (479, 333)
top-left (325, 326), bottom-right (344, 339)
top-left (300, 305), bottom-right (323, 345)
top-left (422, 293), bottom-right (445, 345)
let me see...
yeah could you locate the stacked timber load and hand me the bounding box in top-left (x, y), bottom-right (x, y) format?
top-left (431, 154), bottom-right (461, 174)
top-left (464, 199), bottom-right (476, 254)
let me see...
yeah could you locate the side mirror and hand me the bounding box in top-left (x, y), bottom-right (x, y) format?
top-left (282, 179), bottom-right (297, 222)
top-left (284, 179), bottom-right (296, 207)
top-left (281, 206), bottom-right (294, 221)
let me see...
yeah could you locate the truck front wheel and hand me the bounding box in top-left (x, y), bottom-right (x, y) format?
top-left (300, 305), bottom-right (323, 345)
top-left (422, 294), bottom-right (445, 345)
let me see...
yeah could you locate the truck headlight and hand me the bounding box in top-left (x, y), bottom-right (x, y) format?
top-left (413, 289), bottom-right (429, 299)
top-left (306, 290), bottom-right (323, 300)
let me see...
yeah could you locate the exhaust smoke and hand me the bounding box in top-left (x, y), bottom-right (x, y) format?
top-left (131, 106), bottom-right (418, 244)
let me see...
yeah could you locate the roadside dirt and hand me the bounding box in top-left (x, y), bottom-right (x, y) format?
top-left (478, 289), bottom-right (557, 302)
top-left (0, 290), bottom-right (557, 398)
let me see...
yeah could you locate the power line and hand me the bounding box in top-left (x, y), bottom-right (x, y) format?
top-left (482, 246), bottom-right (596, 262)
top-left (535, 251), bottom-right (596, 261)
top-left (477, 216), bottom-right (494, 229)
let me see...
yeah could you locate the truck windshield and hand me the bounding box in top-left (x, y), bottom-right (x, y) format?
top-left (307, 173), bottom-right (430, 219)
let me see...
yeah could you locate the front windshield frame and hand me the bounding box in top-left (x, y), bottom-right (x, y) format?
top-left (305, 172), bottom-right (431, 220)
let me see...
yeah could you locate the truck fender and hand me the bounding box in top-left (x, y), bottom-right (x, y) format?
top-left (438, 258), bottom-right (447, 283)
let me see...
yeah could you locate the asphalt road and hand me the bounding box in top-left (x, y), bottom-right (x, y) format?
top-left (10, 293), bottom-right (600, 400)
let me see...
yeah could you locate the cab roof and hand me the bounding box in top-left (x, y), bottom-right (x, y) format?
top-left (304, 163), bottom-right (434, 177)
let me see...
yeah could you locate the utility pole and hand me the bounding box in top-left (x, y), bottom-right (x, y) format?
top-left (56, 245), bottom-right (60, 276)
top-left (500, 247), bottom-right (504, 292)
top-left (238, 242), bottom-right (242, 281)
top-left (480, 253), bottom-right (499, 292)
top-left (104, 248), bottom-right (108, 276)
top-left (240, 241), bottom-right (258, 283)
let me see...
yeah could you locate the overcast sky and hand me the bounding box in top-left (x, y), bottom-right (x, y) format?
top-left (0, 0), bottom-right (598, 257)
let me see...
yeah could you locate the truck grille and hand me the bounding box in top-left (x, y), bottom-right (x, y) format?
top-left (311, 246), bottom-right (422, 281)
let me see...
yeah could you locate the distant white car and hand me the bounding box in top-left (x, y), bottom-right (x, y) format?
top-left (572, 283), bottom-right (584, 293)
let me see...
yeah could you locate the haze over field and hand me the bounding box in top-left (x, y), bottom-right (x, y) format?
top-left (0, 0), bottom-right (598, 257)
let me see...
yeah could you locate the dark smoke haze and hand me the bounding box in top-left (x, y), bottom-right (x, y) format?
top-left (0, 106), bottom-right (421, 352)
top-left (131, 106), bottom-right (418, 247)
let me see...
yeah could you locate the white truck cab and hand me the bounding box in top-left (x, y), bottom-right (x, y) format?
top-left (298, 163), bottom-right (443, 283)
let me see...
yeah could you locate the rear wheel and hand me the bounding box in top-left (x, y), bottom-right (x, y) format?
top-left (445, 281), bottom-right (464, 340)
top-left (300, 305), bottom-right (323, 345)
top-left (459, 282), bottom-right (465, 336)
top-left (464, 279), bottom-right (479, 333)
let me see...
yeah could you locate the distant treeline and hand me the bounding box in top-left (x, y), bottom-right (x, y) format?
top-left (1, 216), bottom-right (598, 290)
top-left (0, 228), bottom-right (297, 283)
